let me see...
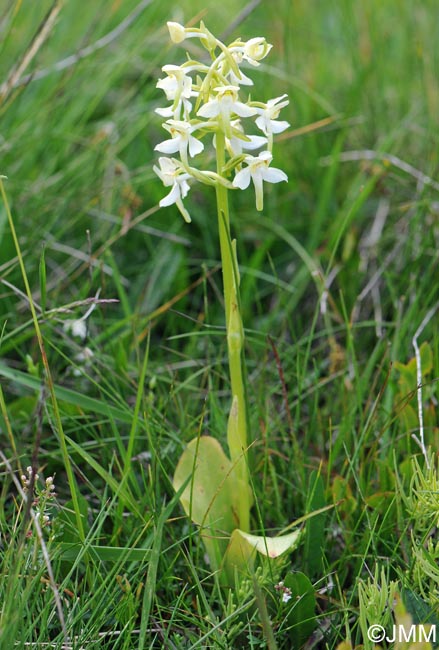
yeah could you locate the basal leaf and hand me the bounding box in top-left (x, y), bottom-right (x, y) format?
top-left (284, 571), bottom-right (317, 647)
top-left (173, 436), bottom-right (245, 570)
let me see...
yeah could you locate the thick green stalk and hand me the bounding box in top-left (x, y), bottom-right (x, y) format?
top-left (214, 132), bottom-right (250, 533)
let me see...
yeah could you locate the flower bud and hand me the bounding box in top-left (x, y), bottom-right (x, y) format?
top-left (167, 22), bottom-right (187, 44)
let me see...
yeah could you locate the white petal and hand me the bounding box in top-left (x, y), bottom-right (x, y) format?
top-left (270, 120), bottom-right (290, 134)
top-left (257, 151), bottom-right (273, 163)
top-left (188, 135), bottom-right (204, 157)
top-left (228, 69), bottom-right (253, 87)
top-left (179, 178), bottom-right (190, 199)
top-left (242, 135), bottom-right (267, 150)
top-left (160, 184), bottom-right (180, 207)
top-left (233, 102), bottom-right (257, 118)
top-left (158, 156), bottom-right (178, 172)
top-left (155, 138), bottom-right (180, 154)
top-left (237, 71), bottom-right (253, 86)
top-left (197, 101), bottom-right (220, 118)
top-left (153, 164), bottom-right (164, 183)
top-left (232, 168), bottom-right (251, 190)
top-left (157, 77), bottom-right (177, 100)
top-left (262, 167), bottom-right (288, 184)
top-left (155, 106), bottom-right (174, 117)
top-left (255, 115), bottom-right (268, 134)
top-left (268, 94), bottom-right (289, 109)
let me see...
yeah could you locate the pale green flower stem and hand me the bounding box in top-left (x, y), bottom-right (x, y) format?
top-left (215, 131), bottom-right (250, 534)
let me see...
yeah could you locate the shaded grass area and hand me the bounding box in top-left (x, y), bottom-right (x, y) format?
top-left (1, 0), bottom-right (438, 648)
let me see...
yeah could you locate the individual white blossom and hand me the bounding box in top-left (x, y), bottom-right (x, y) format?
top-left (255, 94), bottom-right (290, 148)
top-left (157, 65), bottom-right (192, 101)
top-left (282, 590), bottom-right (292, 603)
top-left (242, 37), bottom-right (273, 65)
top-left (155, 120), bottom-right (204, 163)
top-left (233, 151), bottom-right (288, 211)
top-left (156, 64), bottom-right (195, 120)
top-left (197, 85), bottom-right (256, 138)
top-left (153, 157), bottom-right (192, 222)
top-left (275, 580), bottom-right (293, 604)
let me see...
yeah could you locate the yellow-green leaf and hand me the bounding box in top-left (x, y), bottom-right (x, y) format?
top-left (173, 436), bottom-right (247, 571)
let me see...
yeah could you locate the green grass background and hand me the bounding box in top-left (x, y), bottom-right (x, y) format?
top-left (1, 0), bottom-right (438, 648)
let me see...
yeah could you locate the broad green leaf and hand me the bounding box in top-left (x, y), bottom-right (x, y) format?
top-left (284, 571), bottom-right (317, 647)
top-left (304, 470), bottom-right (326, 577)
top-left (173, 436), bottom-right (245, 570)
top-left (173, 436), bottom-right (242, 530)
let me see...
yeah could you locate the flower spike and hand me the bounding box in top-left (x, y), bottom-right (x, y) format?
top-left (154, 22), bottom-right (289, 221)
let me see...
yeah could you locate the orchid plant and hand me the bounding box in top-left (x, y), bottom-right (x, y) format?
top-left (154, 21), bottom-right (300, 586)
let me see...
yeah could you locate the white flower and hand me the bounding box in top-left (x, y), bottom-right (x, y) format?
top-left (225, 119), bottom-right (267, 157)
top-left (232, 151), bottom-right (288, 211)
top-left (197, 86), bottom-right (256, 137)
top-left (156, 64), bottom-right (196, 120)
top-left (255, 94), bottom-right (290, 147)
top-left (157, 65), bottom-right (193, 101)
top-left (282, 589), bottom-right (292, 603)
top-left (153, 157), bottom-right (192, 223)
top-left (155, 120), bottom-right (204, 163)
top-left (236, 37), bottom-right (273, 66)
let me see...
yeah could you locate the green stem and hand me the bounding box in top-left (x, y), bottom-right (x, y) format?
top-left (214, 132), bottom-right (250, 533)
